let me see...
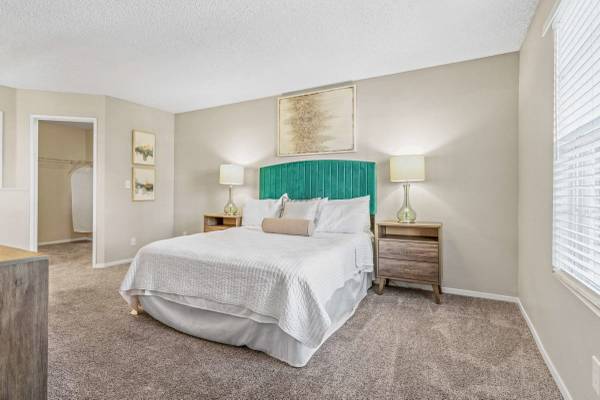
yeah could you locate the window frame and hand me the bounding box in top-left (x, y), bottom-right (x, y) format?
top-left (550, 0), bottom-right (600, 315)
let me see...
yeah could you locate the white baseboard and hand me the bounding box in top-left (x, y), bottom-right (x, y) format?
top-left (385, 280), bottom-right (519, 303)
top-left (517, 300), bottom-right (572, 400)
top-left (38, 237), bottom-right (92, 246)
top-left (442, 287), bottom-right (519, 303)
top-left (94, 258), bottom-right (133, 268)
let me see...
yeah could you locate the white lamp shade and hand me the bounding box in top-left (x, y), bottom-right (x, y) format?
top-left (219, 164), bottom-right (244, 185)
top-left (390, 155), bottom-right (425, 182)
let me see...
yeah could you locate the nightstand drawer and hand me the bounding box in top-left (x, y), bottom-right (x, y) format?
top-left (379, 239), bottom-right (438, 263)
top-left (377, 257), bottom-right (438, 283)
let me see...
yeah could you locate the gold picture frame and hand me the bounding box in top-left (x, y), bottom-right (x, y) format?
top-left (277, 85), bottom-right (356, 157)
top-left (132, 166), bottom-right (155, 201)
top-left (132, 130), bottom-right (155, 165)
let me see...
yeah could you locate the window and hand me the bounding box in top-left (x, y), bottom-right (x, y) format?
top-left (552, 0), bottom-right (600, 295)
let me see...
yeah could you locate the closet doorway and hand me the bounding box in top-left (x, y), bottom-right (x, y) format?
top-left (29, 116), bottom-right (97, 266)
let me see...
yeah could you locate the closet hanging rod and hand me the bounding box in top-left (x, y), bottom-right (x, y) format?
top-left (38, 156), bottom-right (92, 165)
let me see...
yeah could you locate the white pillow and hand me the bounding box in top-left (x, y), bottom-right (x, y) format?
top-left (315, 196), bottom-right (371, 233)
top-left (281, 198), bottom-right (323, 222)
top-left (242, 194), bottom-right (287, 227)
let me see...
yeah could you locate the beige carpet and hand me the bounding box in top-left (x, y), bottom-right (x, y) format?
top-left (42, 241), bottom-right (562, 400)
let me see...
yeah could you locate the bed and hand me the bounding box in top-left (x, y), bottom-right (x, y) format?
top-left (120, 160), bottom-right (377, 367)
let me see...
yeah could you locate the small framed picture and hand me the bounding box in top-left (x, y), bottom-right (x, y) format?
top-left (132, 130), bottom-right (155, 165)
top-left (132, 167), bottom-right (155, 201)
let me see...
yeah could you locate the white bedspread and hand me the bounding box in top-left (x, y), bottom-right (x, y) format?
top-left (120, 227), bottom-right (373, 348)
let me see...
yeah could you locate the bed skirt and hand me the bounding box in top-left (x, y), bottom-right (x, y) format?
top-left (138, 272), bottom-right (372, 367)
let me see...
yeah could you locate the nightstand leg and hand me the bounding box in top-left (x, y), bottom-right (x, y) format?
top-left (375, 278), bottom-right (386, 295)
top-left (432, 284), bottom-right (441, 304)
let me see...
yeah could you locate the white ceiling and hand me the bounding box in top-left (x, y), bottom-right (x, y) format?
top-left (0, 0), bottom-right (539, 113)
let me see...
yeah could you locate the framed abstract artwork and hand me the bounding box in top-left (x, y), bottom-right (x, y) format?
top-left (132, 167), bottom-right (155, 201)
top-left (132, 130), bottom-right (155, 165)
top-left (277, 85), bottom-right (356, 157)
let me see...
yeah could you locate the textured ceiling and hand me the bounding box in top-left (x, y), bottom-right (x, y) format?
top-left (0, 0), bottom-right (539, 113)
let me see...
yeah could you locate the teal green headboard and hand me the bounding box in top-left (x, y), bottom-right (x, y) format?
top-left (259, 160), bottom-right (377, 214)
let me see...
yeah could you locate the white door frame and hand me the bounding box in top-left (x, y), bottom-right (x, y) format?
top-left (29, 115), bottom-right (98, 266)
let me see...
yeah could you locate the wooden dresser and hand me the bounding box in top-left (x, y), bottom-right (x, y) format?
top-left (375, 221), bottom-right (443, 303)
top-left (0, 245), bottom-right (49, 400)
top-left (203, 213), bottom-right (242, 232)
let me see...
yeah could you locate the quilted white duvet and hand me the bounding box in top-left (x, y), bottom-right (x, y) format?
top-left (120, 227), bottom-right (373, 348)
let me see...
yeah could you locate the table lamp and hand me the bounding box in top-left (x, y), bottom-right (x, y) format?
top-left (219, 164), bottom-right (244, 215)
top-left (390, 155), bottom-right (425, 223)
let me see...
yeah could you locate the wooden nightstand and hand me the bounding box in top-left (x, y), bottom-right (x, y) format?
top-left (375, 221), bottom-right (443, 303)
top-left (203, 213), bottom-right (242, 232)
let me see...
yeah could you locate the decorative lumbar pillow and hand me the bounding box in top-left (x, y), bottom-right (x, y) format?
top-left (281, 198), bottom-right (325, 222)
top-left (315, 196), bottom-right (371, 233)
top-left (242, 194), bottom-right (288, 227)
top-left (262, 218), bottom-right (315, 236)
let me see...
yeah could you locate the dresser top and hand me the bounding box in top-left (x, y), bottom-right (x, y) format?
top-left (0, 245), bottom-right (47, 265)
top-left (376, 221), bottom-right (442, 228)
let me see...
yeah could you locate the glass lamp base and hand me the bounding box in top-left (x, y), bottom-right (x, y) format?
top-left (397, 206), bottom-right (416, 223)
top-left (223, 201), bottom-right (238, 216)
top-left (224, 185), bottom-right (239, 216)
top-left (397, 182), bottom-right (416, 223)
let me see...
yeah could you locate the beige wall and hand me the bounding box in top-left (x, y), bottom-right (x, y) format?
top-left (104, 96), bottom-right (175, 261)
top-left (0, 85), bottom-right (17, 187)
top-left (175, 53), bottom-right (520, 296)
top-left (0, 89), bottom-right (175, 265)
top-left (0, 188), bottom-right (28, 248)
top-left (38, 121), bottom-right (93, 244)
top-left (518, 1), bottom-right (600, 399)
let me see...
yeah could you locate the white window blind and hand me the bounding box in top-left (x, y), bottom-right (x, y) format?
top-left (553, 0), bottom-right (600, 294)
